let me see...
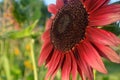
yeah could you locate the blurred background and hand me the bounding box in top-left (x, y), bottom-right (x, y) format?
top-left (0, 0), bottom-right (120, 80)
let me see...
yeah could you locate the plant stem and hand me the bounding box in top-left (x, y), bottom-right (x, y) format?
top-left (94, 69), bottom-right (97, 80)
top-left (2, 40), bottom-right (11, 80)
top-left (30, 39), bottom-right (38, 80)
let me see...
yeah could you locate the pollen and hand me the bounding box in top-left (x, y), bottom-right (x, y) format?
top-left (50, 0), bottom-right (88, 52)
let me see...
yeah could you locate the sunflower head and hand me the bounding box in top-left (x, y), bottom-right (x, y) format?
top-left (38, 0), bottom-right (120, 80)
top-left (51, 0), bottom-right (88, 52)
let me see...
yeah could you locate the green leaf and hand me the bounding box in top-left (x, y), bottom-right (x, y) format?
top-left (0, 20), bottom-right (38, 39)
top-left (102, 24), bottom-right (120, 35)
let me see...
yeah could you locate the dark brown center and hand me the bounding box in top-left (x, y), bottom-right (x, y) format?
top-left (50, 0), bottom-right (88, 52)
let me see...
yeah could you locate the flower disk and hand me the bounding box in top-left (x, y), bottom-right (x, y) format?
top-left (50, 0), bottom-right (88, 52)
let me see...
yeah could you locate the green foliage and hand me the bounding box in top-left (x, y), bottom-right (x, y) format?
top-left (12, 1), bottom-right (28, 24)
top-left (0, 20), bottom-right (39, 39)
top-left (102, 24), bottom-right (120, 35)
top-left (12, 0), bottom-right (49, 26)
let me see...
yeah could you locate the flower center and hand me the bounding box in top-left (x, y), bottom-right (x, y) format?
top-left (50, 0), bottom-right (88, 52)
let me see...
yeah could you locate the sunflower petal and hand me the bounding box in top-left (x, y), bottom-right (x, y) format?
top-left (77, 67), bottom-right (86, 80)
top-left (93, 42), bottom-right (120, 63)
top-left (77, 40), bottom-right (107, 74)
top-left (61, 53), bottom-right (71, 80)
top-left (70, 51), bottom-right (77, 80)
top-left (45, 18), bottom-right (53, 30)
top-left (84, 0), bottom-right (110, 13)
top-left (45, 50), bottom-right (61, 78)
top-left (48, 4), bottom-right (58, 14)
top-left (38, 41), bottom-right (53, 66)
top-left (41, 30), bottom-right (50, 42)
top-left (50, 54), bottom-right (64, 80)
top-left (91, 4), bottom-right (120, 16)
top-left (89, 14), bottom-right (120, 26)
top-left (87, 27), bottom-right (120, 46)
top-left (77, 53), bottom-right (93, 80)
top-left (89, 4), bottom-right (120, 26)
top-left (56, 0), bottom-right (64, 9)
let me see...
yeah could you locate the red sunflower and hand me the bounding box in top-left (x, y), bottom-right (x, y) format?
top-left (38, 0), bottom-right (120, 80)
